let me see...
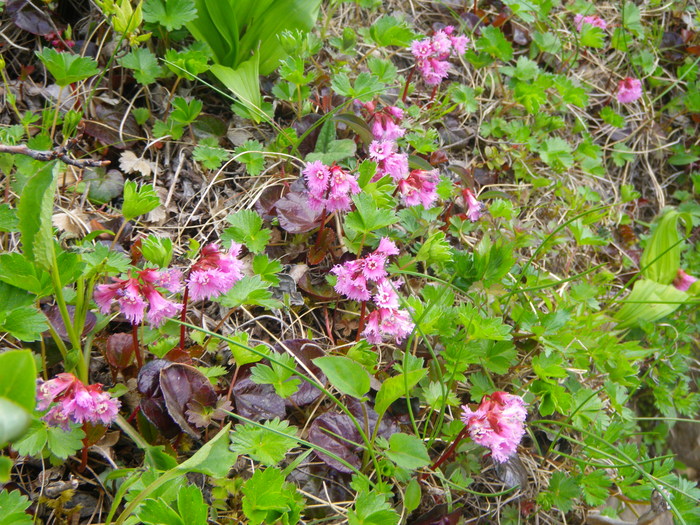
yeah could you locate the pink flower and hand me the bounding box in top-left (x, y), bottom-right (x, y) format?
top-left (617, 77), bottom-right (643, 104)
top-left (463, 188), bottom-right (483, 222)
top-left (379, 152), bottom-right (409, 182)
top-left (187, 243), bottom-right (244, 301)
top-left (363, 307), bottom-right (414, 344)
top-left (673, 270), bottom-right (698, 292)
top-left (398, 169), bottom-right (439, 208)
top-left (95, 267), bottom-right (185, 325)
top-left (331, 261), bottom-right (371, 301)
top-left (461, 391), bottom-right (527, 463)
top-left (574, 14), bottom-right (607, 31)
top-left (368, 140), bottom-right (396, 161)
top-left (37, 374), bottom-right (121, 429)
top-left (361, 253), bottom-right (388, 281)
top-left (373, 279), bottom-right (400, 309)
top-left (143, 286), bottom-right (182, 326)
top-left (376, 237), bottom-right (399, 256)
top-left (410, 28), bottom-right (468, 87)
top-left (303, 160), bottom-right (330, 194)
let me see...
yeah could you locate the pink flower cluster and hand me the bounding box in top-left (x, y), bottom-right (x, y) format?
top-left (95, 268), bottom-right (183, 326)
top-left (331, 238), bottom-right (414, 344)
top-left (461, 391), bottom-right (527, 463)
top-left (410, 26), bottom-right (469, 86)
top-left (673, 269), bottom-right (698, 292)
top-left (573, 14), bottom-right (608, 31)
top-left (187, 243), bottom-right (244, 301)
top-left (462, 188), bottom-right (484, 222)
top-left (303, 161), bottom-right (361, 213)
top-left (37, 373), bottom-right (121, 430)
top-left (367, 103), bottom-right (405, 141)
top-left (617, 77), bottom-right (643, 104)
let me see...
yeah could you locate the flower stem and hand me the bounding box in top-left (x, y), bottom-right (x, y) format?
top-left (420, 426), bottom-right (468, 481)
top-left (131, 324), bottom-right (143, 369)
top-left (179, 285), bottom-right (189, 352)
top-left (356, 300), bottom-right (367, 342)
top-left (402, 65), bottom-right (416, 103)
top-left (313, 209), bottom-right (328, 250)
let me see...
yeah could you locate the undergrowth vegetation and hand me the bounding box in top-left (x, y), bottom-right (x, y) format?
top-left (0, 0), bottom-right (699, 523)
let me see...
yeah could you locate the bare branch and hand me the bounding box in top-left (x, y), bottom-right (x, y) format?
top-left (0, 142), bottom-right (110, 168)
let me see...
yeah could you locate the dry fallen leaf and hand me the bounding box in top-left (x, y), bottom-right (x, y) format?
top-left (53, 211), bottom-right (89, 237)
top-left (120, 150), bottom-right (153, 177)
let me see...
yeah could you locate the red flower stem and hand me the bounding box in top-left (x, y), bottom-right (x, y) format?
top-left (401, 66), bottom-right (416, 103)
top-left (356, 300), bottom-right (367, 342)
top-left (126, 406), bottom-right (141, 423)
top-left (314, 209), bottom-right (329, 249)
top-left (426, 85), bottom-right (439, 110)
top-left (179, 285), bottom-right (189, 352)
top-left (131, 324), bottom-right (143, 369)
top-left (78, 423), bottom-right (89, 472)
top-left (420, 426), bottom-right (468, 481)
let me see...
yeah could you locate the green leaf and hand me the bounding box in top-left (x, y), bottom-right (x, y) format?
top-left (385, 433), bottom-right (430, 470)
top-left (228, 331), bottom-right (268, 367)
top-left (415, 231), bottom-right (452, 264)
top-left (217, 275), bottom-right (282, 310)
top-left (177, 423), bottom-right (237, 477)
top-left (640, 210), bottom-right (689, 284)
top-left (223, 209), bottom-right (271, 254)
top-left (532, 31), bottom-right (561, 54)
top-left (0, 489), bottom-right (33, 525)
top-left (0, 399), bottom-right (32, 446)
top-left (0, 306), bottom-right (50, 342)
top-left (0, 457), bottom-right (12, 483)
top-left (10, 420), bottom-right (47, 457)
top-left (193, 141), bottom-right (229, 170)
top-left (375, 368), bottom-right (427, 417)
top-left (0, 204), bottom-right (18, 233)
top-left (17, 161), bottom-right (57, 270)
top-left (176, 485), bottom-right (208, 525)
top-left (579, 470), bottom-right (612, 506)
top-left (367, 15), bottom-right (416, 47)
top-left (579, 24), bottom-right (605, 48)
top-left (170, 97), bottom-right (203, 124)
top-left (331, 72), bottom-right (385, 103)
top-left (250, 354), bottom-right (301, 399)
top-left (615, 280), bottom-right (689, 328)
top-left (537, 471), bottom-right (580, 513)
top-left (0, 254), bottom-right (51, 296)
top-left (0, 350), bottom-right (36, 411)
top-left (345, 193), bottom-right (397, 236)
top-left (622, 1), bottom-right (644, 37)
top-left (252, 254), bottom-right (282, 285)
top-left (348, 491), bottom-right (400, 525)
top-left (121, 181), bottom-right (160, 221)
top-left (35, 48), bottom-right (99, 87)
top-left (118, 48), bottom-right (163, 85)
top-left (475, 26), bottom-right (513, 61)
top-left (367, 57), bottom-right (398, 83)
top-left (46, 424), bottom-right (86, 459)
top-left (230, 418), bottom-right (299, 466)
top-left (211, 59), bottom-right (265, 123)
top-left (449, 84), bottom-right (478, 113)
top-left (142, 0), bottom-right (197, 31)
top-left (532, 352), bottom-right (568, 379)
top-left (240, 466), bottom-right (304, 525)
top-left (538, 137), bottom-right (574, 172)
top-left (314, 356), bottom-right (370, 400)
top-left (138, 498), bottom-right (185, 525)
top-left (404, 479), bottom-right (421, 513)
top-left (600, 106), bottom-right (625, 128)
top-left (233, 140), bottom-right (265, 175)
top-left (306, 139), bottom-right (357, 164)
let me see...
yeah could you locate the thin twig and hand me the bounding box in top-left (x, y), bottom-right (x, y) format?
top-left (0, 142), bottom-right (109, 168)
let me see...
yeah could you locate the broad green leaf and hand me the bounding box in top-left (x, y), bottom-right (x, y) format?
top-left (241, 467), bottom-right (304, 525)
top-left (250, 354), bottom-right (301, 399)
top-left (615, 280), bottom-right (689, 328)
top-left (0, 306), bottom-right (50, 342)
top-left (331, 72), bottom-right (384, 103)
top-left (138, 498), bottom-right (185, 525)
top-left (233, 140), bottom-right (265, 175)
top-left (348, 491), bottom-right (400, 525)
top-left (385, 433), bottom-right (430, 470)
top-left (305, 139), bottom-right (357, 164)
top-left (314, 356), bottom-right (370, 400)
top-left (217, 275), bottom-right (282, 309)
top-left (0, 350), bottom-right (36, 411)
top-left (0, 399), bottom-right (32, 446)
top-left (0, 204), bottom-right (18, 232)
top-left (0, 456), bottom-right (12, 482)
top-left (475, 26), bottom-right (513, 61)
top-left (121, 181), bottom-right (160, 221)
top-left (142, 0), bottom-right (197, 31)
top-left (177, 423), bottom-right (237, 477)
top-left (211, 60), bottom-right (264, 123)
top-left (35, 48), bottom-right (99, 87)
top-left (537, 471), bottom-right (580, 513)
top-left (640, 210), bottom-right (690, 284)
top-left (621, 1), bottom-right (644, 37)
top-left (367, 15), bottom-right (416, 47)
top-left (17, 161), bottom-right (57, 270)
top-left (345, 193), bottom-right (397, 235)
top-left (374, 368), bottom-right (427, 417)
top-left (404, 479), bottom-right (421, 513)
top-left (10, 420), bottom-right (48, 457)
top-left (176, 485), bottom-right (208, 525)
top-left (46, 424), bottom-right (85, 459)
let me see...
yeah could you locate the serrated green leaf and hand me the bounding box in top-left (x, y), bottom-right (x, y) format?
top-left (121, 181), bottom-right (160, 221)
top-left (36, 48), bottom-right (99, 87)
top-left (345, 193), bottom-right (397, 236)
top-left (348, 491), bottom-right (399, 525)
top-left (142, 0), bottom-right (197, 31)
top-left (230, 419), bottom-right (299, 466)
top-left (233, 140), bottom-right (266, 175)
top-left (476, 26), bottom-right (513, 61)
top-left (539, 471), bottom-right (580, 513)
top-left (177, 423), bottom-right (237, 477)
top-left (0, 489), bottom-right (33, 525)
top-left (367, 16), bottom-right (416, 47)
top-left (223, 209), bottom-right (271, 253)
top-left (0, 204), bottom-right (18, 233)
top-left (118, 48), bottom-right (163, 85)
top-left (46, 424), bottom-right (85, 459)
top-left (0, 306), bottom-right (49, 342)
top-left (10, 419), bottom-right (48, 457)
top-left (217, 275), bottom-right (282, 310)
top-left (375, 368), bottom-right (427, 417)
top-left (177, 485), bottom-right (208, 525)
top-left (252, 254), bottom-right (282, 285)
top-left (138, 498), bottom-right (185, 525)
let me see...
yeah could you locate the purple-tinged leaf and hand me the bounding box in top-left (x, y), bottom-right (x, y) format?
top-left (105, 333), bottom-right (135, 369)
top-left (346, 398), bottom-right (400, 440)
top-left (275, 192), bottom-right (323, 233)
top-left (137, 359), bottom-right (170, 398)
top-left (7, 0), bottom-right (54, 35)
top-left (44, 304), bottom-right (96, 341)
top-left (140, 397), bottom-right (180, 439)
top-left (159, 363), bottom-right (218, 438)
top-left (232, 376), bottom-right (286, 421)
top-left (308, 412), bottom-right (362, 473)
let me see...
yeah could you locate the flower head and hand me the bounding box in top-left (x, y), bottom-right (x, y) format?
top-left (673, 269), bottom-right (698, 292)
top-left (574, 14), bottom-right (607, 31)
top-left (410, 28), bottom-right (469, 87)
top-left (302, 161), bottom-right (360, 214)
top-left (187, 243), bottom-right (244, 301)
top-left (617, 77), bottom-right (643, 104)
top-left (37, 373), bottom-right (121, 430)
top-left (461, 392), bottom-right (527, 463)
top-left (398, 169), bottom-right (439, 209)
top-left (463, 188), bottom-right (484, 222)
